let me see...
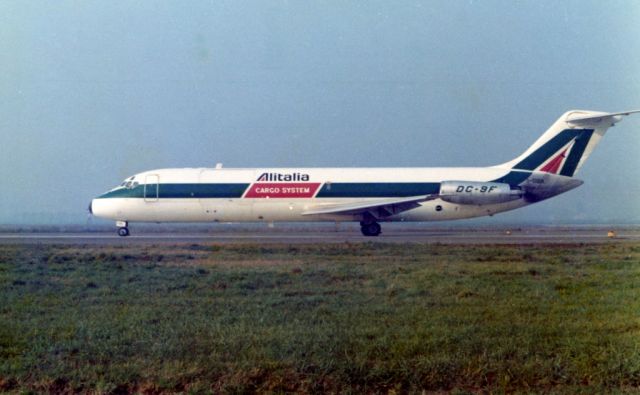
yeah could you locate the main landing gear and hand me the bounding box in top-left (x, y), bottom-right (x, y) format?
top-left (360, 221), bottom-right (381, 237)
top-left (116, 221), bottom-right (129, 237)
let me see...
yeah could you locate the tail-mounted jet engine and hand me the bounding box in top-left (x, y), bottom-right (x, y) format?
top-left (439, 181), bottom-right (523, 205)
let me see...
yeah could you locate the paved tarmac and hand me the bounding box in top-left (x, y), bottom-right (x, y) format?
top-left (1, 227), bottom-right (638, 245)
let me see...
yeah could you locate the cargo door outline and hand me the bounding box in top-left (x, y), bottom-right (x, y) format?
top-left (144, 174), bottom-right (159, 202)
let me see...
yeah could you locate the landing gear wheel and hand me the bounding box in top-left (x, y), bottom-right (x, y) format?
top-left (117, 227), bottom-right (130, 237)
top-left (360, 222), bottom-right (381, 237)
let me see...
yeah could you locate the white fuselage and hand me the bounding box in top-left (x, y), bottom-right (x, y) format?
top-left (90, 166), bottom-right (569, 224)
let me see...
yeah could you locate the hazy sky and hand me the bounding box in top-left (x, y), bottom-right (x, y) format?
top-left (1, 1), bottom-right (639, 225)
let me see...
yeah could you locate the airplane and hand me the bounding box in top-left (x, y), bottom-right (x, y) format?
top-left (90, 109), bottom-right (639, 237)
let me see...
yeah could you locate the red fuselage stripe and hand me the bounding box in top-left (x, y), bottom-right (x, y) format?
top-left (244, 182), bottom-right (321, 198)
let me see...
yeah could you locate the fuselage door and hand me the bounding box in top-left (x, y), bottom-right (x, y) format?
top-left (144, 174), bottom-right (159, 202)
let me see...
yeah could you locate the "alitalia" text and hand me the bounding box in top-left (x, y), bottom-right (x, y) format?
top-left (257, 172), bottom-right (310, 182)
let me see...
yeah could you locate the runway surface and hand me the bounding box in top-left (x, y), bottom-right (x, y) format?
top-left (1, 227), bottom-right (639, 245)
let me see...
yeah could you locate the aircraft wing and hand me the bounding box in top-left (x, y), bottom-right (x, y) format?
top-left (302, 195), bottom-right (438, 218)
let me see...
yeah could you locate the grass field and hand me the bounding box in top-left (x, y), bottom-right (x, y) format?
top-left (1, 242), bottom-right (640, 393)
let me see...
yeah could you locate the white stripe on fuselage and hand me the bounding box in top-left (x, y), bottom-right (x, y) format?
top-left (143, 166), bottom-right (512, 184)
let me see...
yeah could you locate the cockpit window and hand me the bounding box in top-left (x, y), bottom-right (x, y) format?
top-left (126, 181), bottom-right (139, 189)
top-left (120, 178), bottom-right (138, 189)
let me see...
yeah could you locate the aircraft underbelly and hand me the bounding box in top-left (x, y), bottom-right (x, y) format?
top-left (93, 197), bottom-right (529, 223)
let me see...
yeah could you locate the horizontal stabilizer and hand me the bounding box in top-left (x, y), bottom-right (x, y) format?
top-left (302, 195), bottom-right (438, 217)
top-left (566, 110), bottom-right (640, 126)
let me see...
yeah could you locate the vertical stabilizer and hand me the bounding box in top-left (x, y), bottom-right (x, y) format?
top-left (496, 110), bottom-right (639, 177)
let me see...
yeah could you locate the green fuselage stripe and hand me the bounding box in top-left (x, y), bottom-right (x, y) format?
top-left (490, 171), bottom-right (531, 186)
top-left (98, 184), bottom-right (250, 199)
top-left (96, 175), bottom-right (533, 200)
top-left (315, 182), bottom-right (441, 198)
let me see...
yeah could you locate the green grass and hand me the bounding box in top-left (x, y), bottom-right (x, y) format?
top-left (1, 242), bottom-right (640, 393)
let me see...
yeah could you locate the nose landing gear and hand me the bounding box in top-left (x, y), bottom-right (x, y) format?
top-left (116, 221), bottom-right (130, 237)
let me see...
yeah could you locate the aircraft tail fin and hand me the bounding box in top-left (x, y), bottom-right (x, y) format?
top-left (496, 110), bottom-right (640, 177)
